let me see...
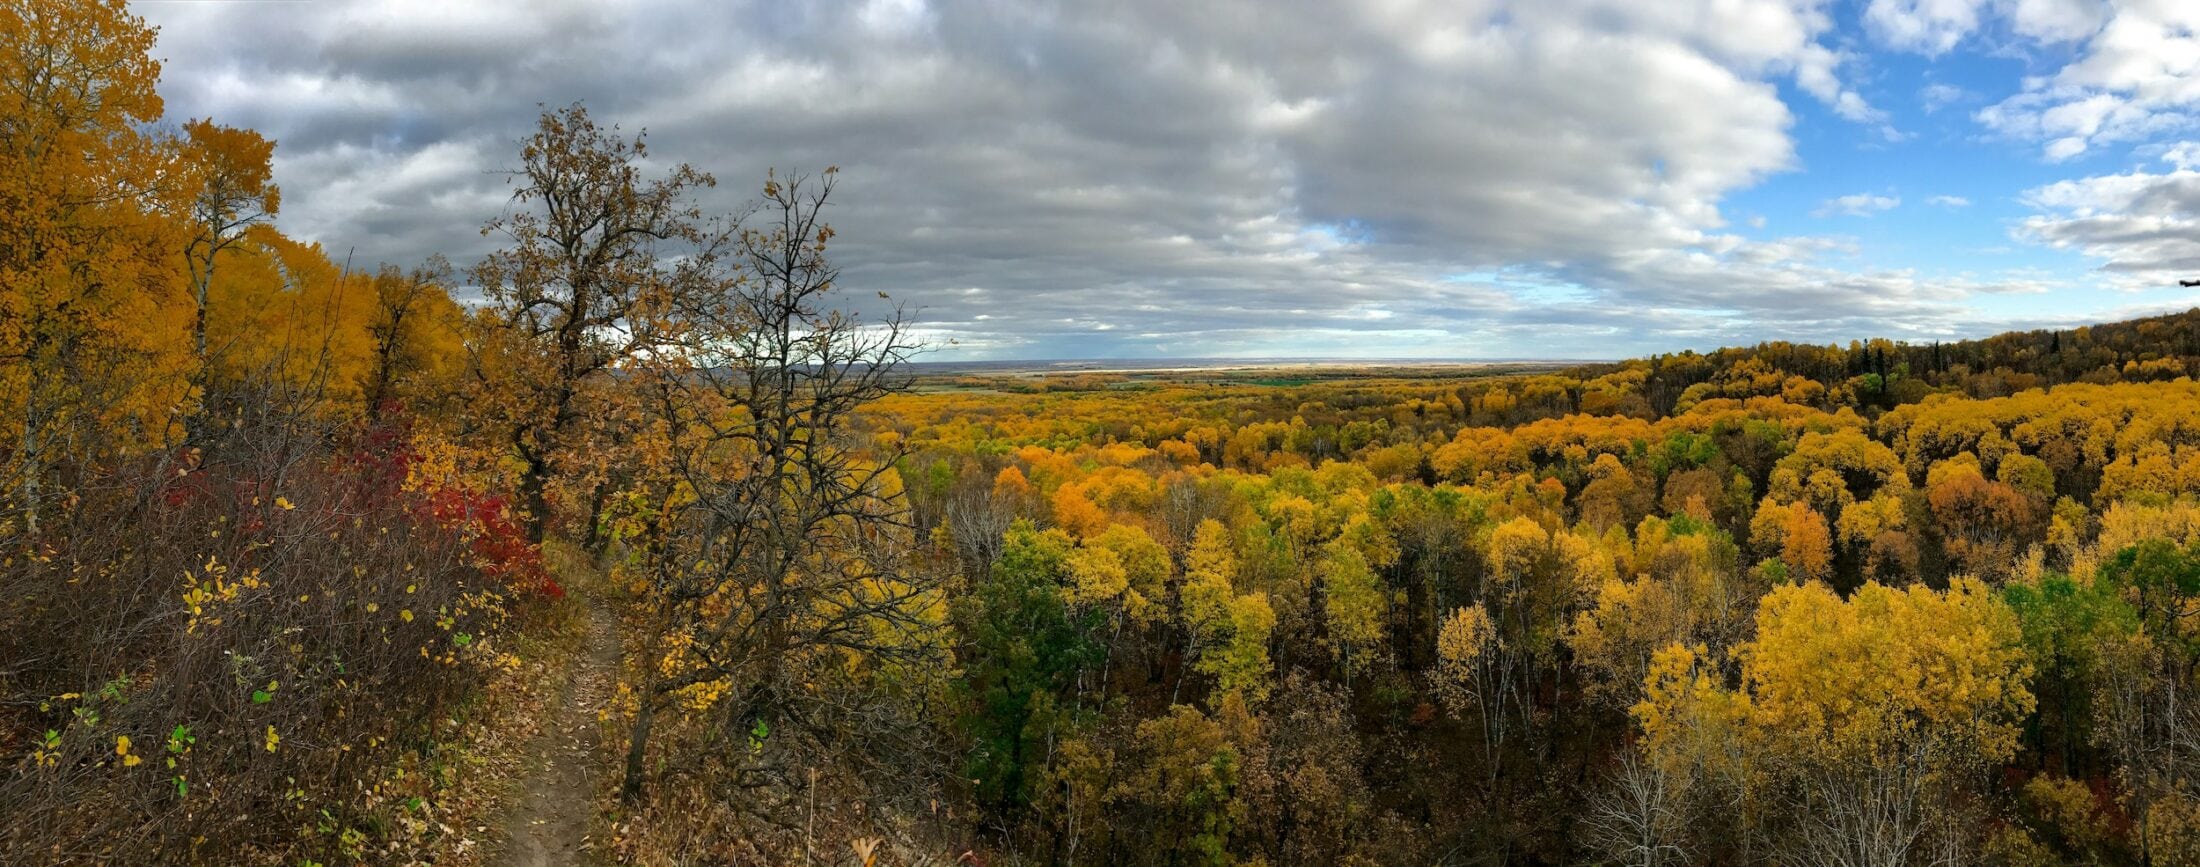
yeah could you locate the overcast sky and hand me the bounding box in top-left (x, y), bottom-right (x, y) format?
top-left (137, 0), bottom-right (2200, 359)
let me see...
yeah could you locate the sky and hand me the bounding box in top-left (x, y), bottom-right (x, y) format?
top-left (135, 0), bottom-right (2200, 360)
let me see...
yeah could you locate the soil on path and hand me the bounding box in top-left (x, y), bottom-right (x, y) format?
top-left (490, 588), bottom-right (620, 867)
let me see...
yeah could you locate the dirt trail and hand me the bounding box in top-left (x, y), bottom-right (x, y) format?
top-left (492, 589), bottom-right (620, 867)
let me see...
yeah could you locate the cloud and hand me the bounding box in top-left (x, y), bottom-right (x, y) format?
top-left (2003, 0), bottom-right (2113, 43)
top-left (1866, 4), bottom-right (2200, 164)
top-left (1974, 2), bottom-right (2195, 160)
top-left (1866, 0), bottom-right (2106, 56)
top-left (1929, 195), bottom-right (1972, 207)
top-left (135, 0), bottom-right (2050, 358)
top-left (1862, 2), bottom-right (2200, 163)
top-left (1815, 193), bottom-right (1903, 217)
top-left (2018, 159), bottom-right (2200, 285)
top-left (1919, 82), bottom-right (1969, 112)
top-left (1793, 43), bottom-right (1891, 127)
top-left (1865, 0), bottom-right (1988, 56)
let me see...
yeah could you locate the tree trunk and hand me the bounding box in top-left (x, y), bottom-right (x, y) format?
top-left (521, 454), bottom-right (551, 544)
top-left (582, 478), bottom-right (612, 556)
top-left (622, 692), bottom-right (658, 802)
top-left (17, 403), bottom-right (39, 536)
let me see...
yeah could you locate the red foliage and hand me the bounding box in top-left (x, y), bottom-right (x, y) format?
top-left (353, 413), bottom-right (559, 599)
top-left (174, 409), bottom-right (563, 601)
top-left (419, 483), bottom-right (560, 599)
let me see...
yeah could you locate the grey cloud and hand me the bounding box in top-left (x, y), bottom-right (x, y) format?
top-left (141, 0), bottom-right (2046, 358)
top-left (2018, 166), bottom-right (2200, 285)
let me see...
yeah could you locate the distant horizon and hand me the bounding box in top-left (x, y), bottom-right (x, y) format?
top-left (902, 356), bottom-right (1603, 368)
top-left (904, 301), bottom-right (2200, 366)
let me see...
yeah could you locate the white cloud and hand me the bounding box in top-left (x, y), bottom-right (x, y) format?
top-left (1793, 43), bottom-right (1892, 126)
top-left (1920, 82), bottom-right (1969, 112)
top-left (1976, 2), bottom-right (2199, 160)
top-left (1929, 194), bottom-right (1973, 207)
top-left (1814, 193), bottom-right (1904, 217)
top-left (1865, 0), bottom-right (1988, 56)
top-left (1840, 2), bottom-right (2200, 164)
top-left (2004, 0), bottom-right (2112, 43)
top-left (1866, 0), bottom-right (2106, 56)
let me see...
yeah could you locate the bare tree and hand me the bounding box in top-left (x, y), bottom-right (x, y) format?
top-left (1785, 737), bottom-right (1939, 867)
top-left (471, 103), bottom-right (720, 541)
top-left (1581, 750), bottom-right (1691, 867)
top-left (612, 168), bottom-right (946, 809)
top-left (943, 479), bottom-right (1018, 578)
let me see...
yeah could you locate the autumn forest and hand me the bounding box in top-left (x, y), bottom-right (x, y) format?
top-left (19, 2), bottom-right (2200, 866)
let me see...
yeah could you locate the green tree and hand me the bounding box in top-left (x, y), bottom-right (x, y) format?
top-left (2004, 572), bottom-right (2136, 771)
top-left (957, 521), bottom-right (1107, 812)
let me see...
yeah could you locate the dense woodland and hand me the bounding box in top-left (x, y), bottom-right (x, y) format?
top-left (21, 2), bottom-right (2200, 865)
top-left (874, 336), bottom-right (2200, 865)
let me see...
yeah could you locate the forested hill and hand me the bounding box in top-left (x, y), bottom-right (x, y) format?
top-left (1569, 306), bottom-right (2200, 417)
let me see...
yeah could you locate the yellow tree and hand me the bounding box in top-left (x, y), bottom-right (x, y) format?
top-left (174, 229), bottom-right (391, 446)
top-left (1203, 593), bottom-right (1277, 703)
top-left (1780, 501), bottom-right (1834, 583)
top-left (1319, 536), bottom-right (1387, 683)
top-left (1635, 578), bottom-right (2033, 863)
top-left (1926, 458), bottom-right (2044, 581)
top-left (1568, 516), bottom-right (1755, 708)
top-left (1177, 519), bottom-right (1275, 700)
top-left (1433, 603), bottom-right (1509, 772)
top-left (0, 0), bottom-right (187, 532)
top-left (362, 257), bottom-right (465, 422)
top-left (177, 119), bottom-right (278, 373)
top-left (1085, 523), bottom-right (1171, 625)
top-left (1180, 519), bottom-right (1238, 642)
top-left (1483, 516), bottom-right (1608, 703)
